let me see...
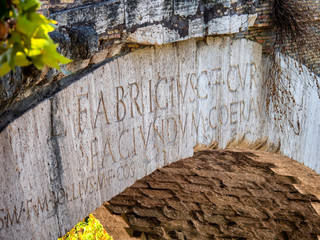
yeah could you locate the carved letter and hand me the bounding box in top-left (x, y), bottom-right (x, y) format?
top-left (177, 74), bottom-right (188, 103)
top-left (103, 137), bottom-right (116, 163)
top-left (178, 113), bottom-right (188, 137)
top-left (78, 180), bottom-right (87, 199)
top-left (197, 71), bottom-right (209, 99)
top-left (230, 102), bottom-right (238, 125)
top-left (78, 93), bottom-right (88, 133)
top-left (250, 63), bottom-right (258, 88)
top-left (139, 123), bottom-right (153, 149)
top-left (167, 117), bottom-right (178, 144)
top-left (256, 98), bottom-right (262, 115)
top-left (239, 100), bottom-right (247, 122)
top-left (94, 91), bottom-right (110, 128)
top-left (88, 176), bottom-right (95, 194)
top-left (26, 199), bottom-right (33, 219)
top-left (189, 73), bottom-right (196, 103)
top-left (6, 202), bottom-right (23, 227)
top-left (209, 106), bottom-right (217, 129)
top-left (97, 171), bottom-right (105, 190)
top-left (289, 116), bottom-right (301, 136)
top-left (117, 166), bottom-right (123, 180)
top-left (211, 68), bottom-right (222, 86)
top-left (248, 98), bottom-right (257, 120)
top-left (240, 64), bottom-right (249, 90)
top-left (130, 162), bottom-right (135, 177)
top-left (90, 138), bottom-right (99, 170)
top-left (35, 195), bottom-right (49, 216)
top-left (154, 119), bottom-right (165, 144)
top-left (129, 82), bottom-right (143, 118)
top-left (219, 105), bottom-right (229, 125)
top-left (116, 86), bottom-right (126, 121)
top-left (155, 77), bottom-right (168, 110)
top-left (107, 169), bottom-right (115, 185)
top-left (148, 80), bottom-right (153, 113)
top-left (119, 129), bottom-right (129, 159)
top-left (227, 66), bottom-right (240, 92)
top-left (169, 76), bottom-right (176, 108)
top-left (57, 188), bottom-right (66, 205)
top-left (192, 111), bottom-right (205, 135)
top-left (123, 164), bottom-right (130, 179)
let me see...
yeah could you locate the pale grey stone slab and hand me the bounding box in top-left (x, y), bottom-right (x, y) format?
top-left (0, 37), bottom-right (319, 239)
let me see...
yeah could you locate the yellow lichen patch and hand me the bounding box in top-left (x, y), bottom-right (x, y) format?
top-left (58, 214), bottom-right (113, 240)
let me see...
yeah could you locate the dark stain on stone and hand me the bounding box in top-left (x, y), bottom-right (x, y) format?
top-left (163, 0), bottom-right (174, 11)
top-left (203, 3), bottom-right (226, 24)
top-left (106, 1), bottom-right (123, 26)
top-left (50, 0), bottom-right (60, 4)
top-left (165, 15), bottom-right (190, 38)
top-left (64, 25), bottom-right (98, 60)
top-left (48, 97), bottom-right (66, 236)
top-left (49, 30), bottom-right (71, 58)
top-left (124, 0), bottom-right (139, 27)
top-left (0, 67), bottom-right (23, 102)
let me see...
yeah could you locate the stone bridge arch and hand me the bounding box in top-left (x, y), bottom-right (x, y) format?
top-left (0, 0), bottom-right (319, 239)
top-left (96, 148), bottom-right (320, 240)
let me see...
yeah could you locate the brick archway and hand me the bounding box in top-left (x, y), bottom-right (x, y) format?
top-left (94, 149), bottom-right (320, 240)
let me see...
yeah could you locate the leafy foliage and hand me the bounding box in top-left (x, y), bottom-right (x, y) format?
top-left (0, 0), bottom-right (71, 76)
top-left (58, 214), bottom-right (113, 240)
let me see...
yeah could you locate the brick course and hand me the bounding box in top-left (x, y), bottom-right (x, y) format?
top-left (106, 149), bottom-right (320, 240)
top-left (38, 0), bottom-right (320, 75)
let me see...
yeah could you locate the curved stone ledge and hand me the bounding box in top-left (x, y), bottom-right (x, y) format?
top-left (0, 0), bottom-right (261, 123)
top-left (1, 0), bottom-right (319, 124)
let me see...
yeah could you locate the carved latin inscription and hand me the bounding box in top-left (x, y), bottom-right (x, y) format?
top-left (1, 64), bottom-right (262, 233)
top-left (0, 38), bottom-right (268, 239)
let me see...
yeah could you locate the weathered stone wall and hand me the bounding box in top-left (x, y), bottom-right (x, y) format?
top-left (0, 0), bottom-right (319, 239)
top-left (0, 37), bottom-right (260, 239)
top-left (0, 0), bottom-right (259, 131)
top-left (1, 0), bottom-right (319, 127)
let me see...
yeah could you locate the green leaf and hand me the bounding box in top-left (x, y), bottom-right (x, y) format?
top-left (0, 62), bottom-right (11, 76)
top-left (15, 52), bottom-right (30, 66)
top-left (0, 47), bottom-right (17, 70)
top-left (32, 55), bottom-right (45, 69)
top-left (8, 32), bottom-right (22, 45)
top-left (42, 43), bottom-right (72, 66)
top-left (0, 0), bottom-right (72, 76)
top-left (29, 12), bottom-right (46, 26)
top-left (0, 51), bottom-right (7, 65)
top-left (16, 15), bottom-right (38, 38)
top-left (19, 0), bottom-right (40, 12)
top-left (11, 0), bottom-right (20, 5)
top-left (6, 47), bottom-right (16, 69)
top-left (42, 53), bottom-right (60, 69)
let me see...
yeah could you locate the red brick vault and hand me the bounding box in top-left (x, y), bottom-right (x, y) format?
top-left (94, 149), bottom-right (320, 240)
